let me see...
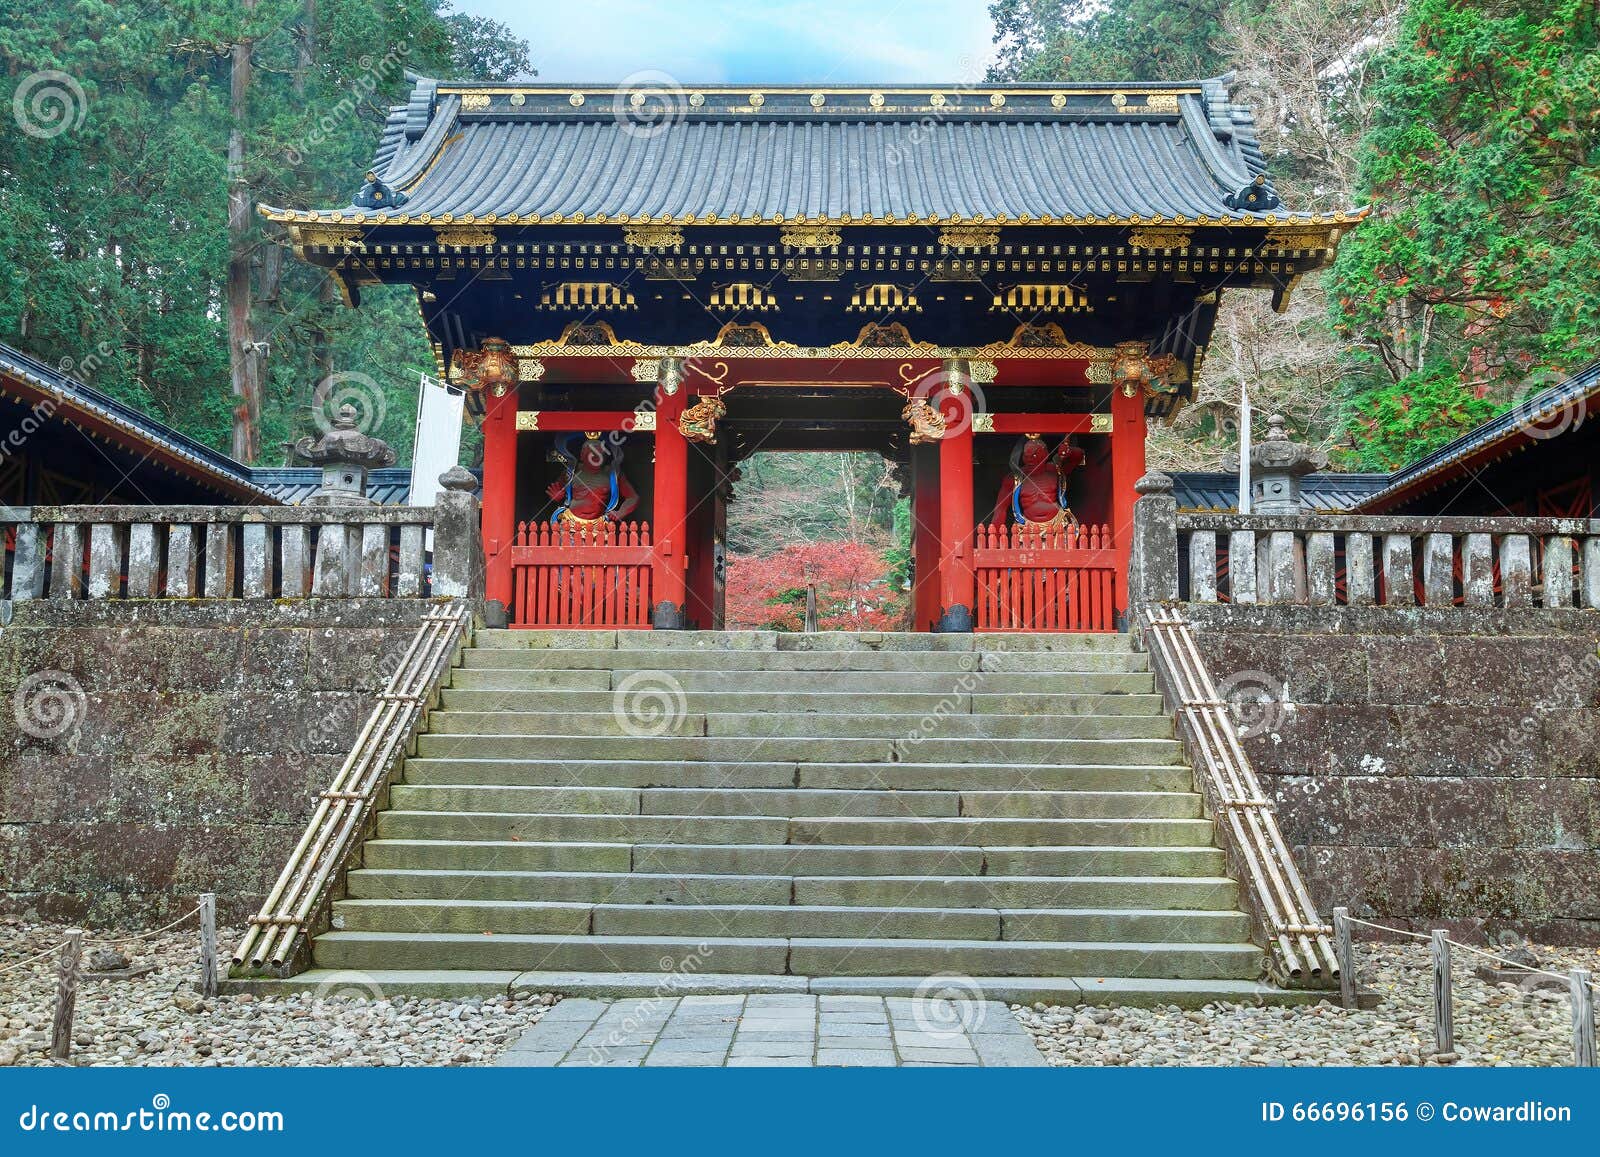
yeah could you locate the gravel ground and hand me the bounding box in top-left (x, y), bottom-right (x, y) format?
top-left (0, 920), bottom-right (557, 1067)
top-left (1015, 943), bottom-right (1600, 1067)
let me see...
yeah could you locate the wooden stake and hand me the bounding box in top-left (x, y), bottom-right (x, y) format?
top-left (804, 583), bottom-right (818, 632)
top-left (50, 929), bottom-right (83, 1061)
top-left (1431, 930), bottom-right (1453, 1056)
top-left (199, 893), bottom-right (218, 998)
top-left (1333, 906), bottom-right (1355, 1009)
top-left (1572, 969), bottom-right (1596, 1068)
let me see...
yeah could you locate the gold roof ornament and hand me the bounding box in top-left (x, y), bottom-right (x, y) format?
top-left (780, 226), bottom-right (842, 249)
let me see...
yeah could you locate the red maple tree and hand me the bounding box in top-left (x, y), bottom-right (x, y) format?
top-left (724, 541), bottom-right (907, 631)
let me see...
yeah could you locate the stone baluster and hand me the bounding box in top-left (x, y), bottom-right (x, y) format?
top-left (126, 524), bottom-right (160, 597)
top-left (1228, 530), bottom-right (1257, 604)
top-left (1344, 532), bottom-right (1374, 606)
top-left (397, 525), bottom-right (427, 597)
top-left (1128, 473), bottom-right (1178, 608)
top-left (359, 523), bottom-right (389, 596)
top-left (87, 524), bottom-right (123, 599)
top-left (241, 524), bottom-right (273, 598)
top-left (280, 526), bottom-right (311, 597)
top-left (48, 524), bottom-right (83, 599)
top-left (432, 467), bottom-right (485, 601)
top-left (203, 523), bottom-right (235, 598)
top-left (1267, 531), bottom-right (1297, 604)
top-left (1543, 535), bottom-right (1574, 608)
top-left (1584, 536), bottom-right (1600, 610)
top-left (312, 523), bottom-right (349, 597)
top-left (1421, 533), bottom-right (1454, 606)
top-left (1462, 533), bottom-right (1495, 606)
top-left (1306, 532), bottom-right (1335, 605)
top-left (1188, 530), bottom-right (1218, 602)
top-left (1381, 534), bottom-right (1414, 607)
top-left (166, 525), bottom-right (198, 597)
top-left (1499, 534), bottom-right (1533, 606)
top-left (11, 523), bottom-right (47, 601)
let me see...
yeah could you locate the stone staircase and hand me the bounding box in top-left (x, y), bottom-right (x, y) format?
top-left (299, 630), bottom-right (1305, 1005)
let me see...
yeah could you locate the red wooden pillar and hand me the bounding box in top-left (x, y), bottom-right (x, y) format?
top-left (935, 381), bottom-right (975, 632)
top-left (481, 388), bottom-right (520, 611)
top-left (1109, 382), bottom-right (1148, 619)
top-left (910, 444), bottom-right (942, 632)
top-left (652, 388), bottom-right (689, 629)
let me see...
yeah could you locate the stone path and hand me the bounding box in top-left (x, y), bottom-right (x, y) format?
top-left (493, 994), bottom-right (1045, 1067)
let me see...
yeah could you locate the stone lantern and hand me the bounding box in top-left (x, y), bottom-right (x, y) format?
top-left (1226, 413), bottom-right (1326, 513)
top-left (291, 403), bottom-right (398, 506)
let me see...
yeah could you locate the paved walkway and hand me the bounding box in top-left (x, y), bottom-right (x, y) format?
top-left (494, 994), bottom-right (1045, 1067)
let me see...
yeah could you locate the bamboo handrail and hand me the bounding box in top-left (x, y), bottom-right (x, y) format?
top-left (1140, 603), bottom-right (1340, 982)
top-left (232, 601), bottom-right (472, 971)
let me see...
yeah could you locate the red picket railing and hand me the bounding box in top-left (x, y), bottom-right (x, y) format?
top-left (973, 521), bottom-right (1118, 632)
top-left (509, 519), bottom-right (654, 628)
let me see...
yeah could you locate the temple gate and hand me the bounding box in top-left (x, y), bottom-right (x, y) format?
top-left (263, 76), bottom-right (1360, 630)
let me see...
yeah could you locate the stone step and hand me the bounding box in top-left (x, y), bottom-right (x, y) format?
top-left (360, 839), bottom-right (1227, 877)
top-left (458, 648), bottom-right (1149, 673)
top-left (424, 710), bottom-right (1175, 741)
top-left (385, 784), bottom-right (1203, 820)
top-left (371, 811), bottom-right (1216, 847)
top-left (448, 668), bottom-right (1157, 695)
top-left (400, 758), bottom-right (1197, 792)
top-left (311, 931), bottom-right (1262, 979)
top-left (473, 629), bottom-right (1136, 653)
top-left (346, 869), bottom-right (1242, 910)
top-left (412, 733), bottom-right (1186, 766)
top-left (330, 898), bottom-right (1249, 943)
top-left (437, 688), bottom-right (1170, 717)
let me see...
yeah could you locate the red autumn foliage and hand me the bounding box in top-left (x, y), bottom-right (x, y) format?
top-left (724, 541), bottom-right (907, 631)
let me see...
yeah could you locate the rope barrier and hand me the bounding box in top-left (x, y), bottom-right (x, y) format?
top-left (1343, 914), bottom-right (1598, 992)
top-left (0, 944), bottom-right (62, 978)
top-left (81, 905), bottom-right (201, 947)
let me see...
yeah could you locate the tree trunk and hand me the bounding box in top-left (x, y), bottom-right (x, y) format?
top-left (228, 0), bottom-right (262, 463)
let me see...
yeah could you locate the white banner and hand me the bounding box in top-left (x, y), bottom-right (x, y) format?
top-left (410, 372), bottom-right (465, 508)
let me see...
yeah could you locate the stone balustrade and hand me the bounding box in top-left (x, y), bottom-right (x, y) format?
top-left (0, 496), bottom-right (482, 603)
top-left (1128, 474), bottom-right (1600, 611)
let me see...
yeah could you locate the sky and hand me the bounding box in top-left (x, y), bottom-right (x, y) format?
top-left (468, 0), bottom-right (998, 84)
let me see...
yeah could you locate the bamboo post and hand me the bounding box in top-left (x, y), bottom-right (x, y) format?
top-left (804, 583), bottom-right (818, 632)
top-left (199, 893), bottom-right (218, 998)
top-left (1431, 930), bottom-right (1454, 1056)
top-left (1333, 907), bottom-right (1355, 1009)
top-left (1572, 969), bottom-right (1596, 1068)
top-left (50, 929), bottom-right (83, 1061)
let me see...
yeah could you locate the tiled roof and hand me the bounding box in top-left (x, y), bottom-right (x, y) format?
top-left (262, 75), bottom-right (1362, 228)
top-left (1171, 470), bottom-right (1391, 513)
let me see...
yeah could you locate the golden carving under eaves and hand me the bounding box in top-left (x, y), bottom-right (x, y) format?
top-left (624, 225), bottom-right (685, 249)
top-left (780, 226), bottom-right (842, 249)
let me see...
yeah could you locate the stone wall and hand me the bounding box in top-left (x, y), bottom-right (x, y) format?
top-left (1185, 605), bottom-right (1600, 944)
top-left (0, 600), bottom-right (438, 926)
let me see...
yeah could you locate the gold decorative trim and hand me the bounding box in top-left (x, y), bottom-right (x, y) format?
top-left (1145, 93), bottom-right (1180, 112)
top-left (969, 360), bottom-right (997, 385)
top-left (848, 284), bottom-right (919, 312)
top-left (810, 93), bottom-right (825, 108)
top-left (515, 410), bottom-right (540, 431)
top-left (972, 412), bottom-right (995, 433)
top-left (710, 282), bottom-right (779, 311)
top-left (630, 409), bottom-right (657, 432)
top-left (510, 333), bottom-right (1114, 362)
top-left (539, 282), bottom-right (637, 310)
top-left (460, 93), bottom-right (491, 111)
top-left (620, 222), bottom-right (684, 249)
top-left (518, 358), bottom-right (545, 383)
top-left (938, 225), bottom-right (1000, 249)
top-left (749, 92), bottom-right (765, 107)
top-left (840, 322), bottom-right (933, 352)
top-left (1262, 226), bottom-right (1337, 250)
top-left (1086, 361), bottom-right (1113, 384)
top-left (1127, 228), bottom-right (1193, 251)
top-left (434, 226), bottom-right (497, 248)
top-left (780, 226), bottom-right (841, 249)
top-left (568, 92), bottom-right (585, 107)
top-left (991, 285), bottom-right (1091, 312)
top-left (297, 225), bottom-right (363, 247)
top-left (630, 359), bottom-right (660, 382)
top-left (1090, 413), bottom-right (1114, 433)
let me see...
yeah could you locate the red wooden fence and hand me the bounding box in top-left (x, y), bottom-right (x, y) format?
top-left (509, 519), bottom-right (654, 628)
top-left (973, 521), bottom-right (1118, 632)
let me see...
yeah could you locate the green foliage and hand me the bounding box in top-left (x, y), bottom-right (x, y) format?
top-left (1328, 0), bottom-right (1600, 468)
top-left (0, 1), bottom-right (530, 461)
top-left (987, 0), bottom-right (1244, 82)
